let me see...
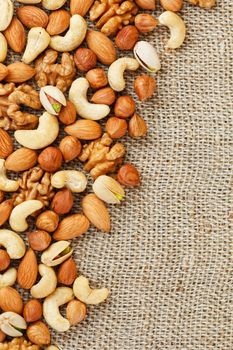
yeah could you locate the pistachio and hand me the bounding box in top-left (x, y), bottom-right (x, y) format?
top-left (93, 175), bottom-right (125, 204)
top-left (41, 241), bottom-right (73, 267)
top-left (134, 41), bottom-right (161, 73)
top-left (40, 86), bottom-right (66, 115)
top-left (0, 312), bottom-right (26, 337)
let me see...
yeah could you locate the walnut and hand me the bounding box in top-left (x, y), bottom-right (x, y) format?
top-left (35, 49), bottom-right (76, 92)
top-left (12, 166), bottom-right (55, 208)
top-left (79, 133), bottom-right (125, 179)
top-left (0, 337), bottom-right (40, 350)
top-left (90, 0), bottom-right (138, 36)
top-left (188, 0), bottom-right (215, 7)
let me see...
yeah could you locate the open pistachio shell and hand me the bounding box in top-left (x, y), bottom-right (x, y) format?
top-left (0, 312), bottom-right (26, 337)
top-left (40, 86), bottom-right (67, 115)
top-left (134, 41), bottom-right (161, 73)
top-left (93, 175), bottom-right (125, 204)
top-left (41, 241), bottom-right (73, 266)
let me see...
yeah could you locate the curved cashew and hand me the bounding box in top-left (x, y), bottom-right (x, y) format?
top-left (31, 264), bottom-right (57, 298)
top-left (22, 27), bottom-right (50, 64)
top-left (0, 312), bottom-right (27, 337)
top-left (108, 58), bottom-right (139, 92)
top-left (69, 78), bottom-right (110, 120)
top-left (51, 170), bottom-right (87, 193)
top-left (43, 287), bottom-right (74, 332)
top-left (0, 159), bottom-right (19, 192)
top-left (0, 230), bottom-right (25, 259)
top-left (0, 33), bottom-right (7, 63)
top-left (14, 112), bottom-right (59, 150)
top-left (159, 11), bottom-right (186, 49)
top-left (0, 268), bottom-right (17, 288)
top-left (0, 0), bottom-right (14, 31)
top-left (41, 241), bottom-right (73, 267)
top-left (50, 15), bottom-right (87, 52)
top-left (9, 200), bottom-right (43, 232)
top-left (73, 276), bottom-right (109, 305)
top-left (42, 0), bottom-right (66, 10)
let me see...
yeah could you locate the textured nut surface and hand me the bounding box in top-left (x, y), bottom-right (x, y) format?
top-left (135, 0), bottom-right (156, 9)
top-left (0, 250), bottom-right (10, 272)
top-left (160, 0), bottom-right (183, 11)
top-left (36, 211), bottom-right (59, 233)
top-left (17, 248), bottom-right (38, 289)
top-left (86, 30), bottom-right (117, 65)
top-left (23, 299), bottom-right (43, 322)
top-left (135, 13), bottom-right (158, 33)
top-left (59, 136), bottom-right (82, 162)
top-left (57, 258), bottom-right (77, 286)
top-left (93, 175), bottom-right (125, 204)
top-left (117, 164), bottom-right (141, 186)
top-left (86, 68), bottom-right (108, 89)
top-left (106, 117), bottom-right (127, 139)
top-left (46, 9), bottom-right (70, 35)
top-left (58, 101), bottom-right (77, 125)
top-left (0, 128), bottom-right (13, 159)
top-left (27, 321), bottom-right (51, 346)
top-left (0, 63), bottom-right (8, 81)
top-left (129, 114), bottom-right (147, 138)
top-left (5, 148), bottom-right (38, 172)
top-left (51, 188), bottom-right (73, 215)
top-left (70, 0), bottom-right (94, 16)
top-left (53, 214), bottom-right (90, 240)
top-left (0, 200), bottom-right (13, 227)
top-left (134, 41), bottom-right (161, 72)
top-left (5, 62), bottom-right (36, 83)
top-left (65, 120), bottom-right (102, 140)
top-left (28, 230), bottom-right (52, 251)
top-left (91, 87), bottom-right (116, 105)
top-left (74, 48), bottom-right (97, 72)
top-left (38, 147), bottom-right (63, 172)
top-left (66, 300), bottom-right (86, 325)
top-left (41, 241), bottom-right (73, 267)
top-left (114, 96), bottom-right (136, 119)
top-left (115, 26), bottom-right (139, 50)
top-left (17, 6), bottom-right (49, 28)
top-left (3, 17), bottom-right (26, 53)
top-left (0, 287), bottom-right (23, 314)
top-left (134, 74), bottom-right (156, 101)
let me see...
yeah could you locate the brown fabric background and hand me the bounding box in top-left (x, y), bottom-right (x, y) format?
top-left (10, 0), bottom-right (233, 349)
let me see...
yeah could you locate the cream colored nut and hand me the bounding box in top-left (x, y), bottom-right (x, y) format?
top-left (31, 264), bottom-right (57, 299)
top-left (159, 11), bottom-right (186, 49)
top-left (0, 312), bottom-right (27, 337)
top-left (73, 276), bottom-right (109, 305)
top-left (43, 287), bottom-right (74, 332)
top-left (93, 175), bottom-right (125, 204)
top-left (42, 0), bottom-right (66, 10)
top-left (0, 34), bottom-right (7, 63)
top-left (22, 27), bottom-right (50, 64)
top-left (51, 170), bottom-right (87, 193)
top-left (9, 200), bottom-right (43, 233)
top-left (0, 268), bottom-right (17, 288)
top-left (40, 86), bottom-right (66, 115)
top-left (0, 159), bottom-right (19, 192)
top-left (14, 112), bottom-right (59, 150)
top-left (18, 0), bottom-right (41, 3)
top-left (134, 41), bottom-right (161, 72)
top-left (50, 15), bottom-right (87, 52)
top-left (108, 58), bottom-right (139, 92)
top-left (41, 241), bottom-right (73, 267)
top-left (0, 0), bottom-right (13, 31)
top-left (0, 230), bottom-right (26, 259)
top-left (69, 78), bottom-right (110, 120)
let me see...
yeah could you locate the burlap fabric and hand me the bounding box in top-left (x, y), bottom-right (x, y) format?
top-left (9, 1), bottom-right (233, 349)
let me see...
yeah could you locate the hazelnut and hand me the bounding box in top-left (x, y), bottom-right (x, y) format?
top-left (135, 0), bottom-right (156, 10)
top-left (74, 48), bottom-right (97, 72)
top-left (51, 188), bottom-right (73, 215)
top-left (115, 25), bottom-right (139, 50)
top-left (106, 117), bottom-right (127, 139)
top-left (86, 68), bottom-right (108, 89)
top-left (114, 96), bottom-right (136, 119)
top-left (59, 136), bottom-right (82, 162)
top-left (117, 164), bottom-right (140, 186)
top-left (129, 114), bottom-right (147, 138)
top-left (57, 258), bottom-right (77, 286)
top-left (28, 230), bottom-right (52, 251)
top-left (134, 74), bottom-right (156, 101)
top-left (66, 300), bottom-right (86, 325)
top-left (0, 249), bottom-right (10, 272)
top-left (38, 147), bottom-right (63, 172)
top-left (58, 101), bottom-right (77, 125)
top-left (0, 191), bottom-right (4, 204)
top-left (23, 299), bottom-right (43, 323)
top-left (36, 210), bottom-right (59, 233)
top-left (91, 87), bottom-right (116, 105)
top-left (135, 14), bottom-right (158, 33)
top-left (160, 0), bottom-right (183, 11)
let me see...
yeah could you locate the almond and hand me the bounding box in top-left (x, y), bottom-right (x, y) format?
top-left (0, 64), bottom-right (8, 81)
top-left (70, 0), bottom-right (94, 16)
top-left (0, 191), bottom-right (4, 203)
top-left (65, 120), bottom-right (102, 140)
top-left (27, 321), bottom-right (51, 346)
top-left (82, 194), bottom-right (111, 232)
top-left (53, 214), bottom-right (90, 240)
top-left (36, 211), bottom-right (59, 233)
top-left (28, 230), bottom-right (52, 251)
top-left (51, 188), bottom-right (73, 215)
top-left (46, 9), bottom-right (70, 36)
top-left (17, 248), bottom-right (38, 289)
top-left (3, 17), bottom-right (26, 53)
top-left (5, 62), bottom-right (35, 83)
top-left (0, 128), bottom-right (13, 159)
top-left (66, 300), bottom-right (86, 325)
top-left (0, 249), bottom-right (10, 272)
top-left (5, 148), bottom-right (37, 172)
top-left (86, 30), bottom-right (117, 65)
top-left (115, 26), bottom-right (139, 50)
top-left (38, 147), bottom-right (63, 172)
top-left (0, 287), bottom-right (23, 314)
top-left (23, 299), bottom-right (42, 322)
top-left (57, 258), bottom-right (77, 285)
top-left (58, 100), bottom-right (77, 125)
top-left (17, 6), bottom-right (49, 28)
top-left (0, 199), bottom-right (13, 227)
top-left (91, 87), bottom-right (116, 105)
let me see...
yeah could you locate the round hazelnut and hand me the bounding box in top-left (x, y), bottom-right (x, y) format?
top-left (86, 68), bottom-right (108, 89)
top-left (59, 136), bottom-right (82, 162)
top-left (117, 164), bottom-right (141, 186)
top-left (36, 210), bottom-right (59, 233)
top-left (51, 188), bottom-right (73, 215)
top-left (59, 101), bottom-right (77, 125)
top-left (28, 230), bottom-right (52, 251)
top-left (160, 0), bottom-right (183, 12)
top-left (135, 0), bottom-right (156, 10)
top-left (66, 300), bottom-right (86, 325)
top-left (129, 114), bottom-right (147, 138)
top-left (91, 87), bottom-right (116, 105)
top-left (114, 96), bottom-right (136, 119)
top-left (38, 147), bottom-right (63, 172)
top-left (0, 249), bottom-right (10, 272)
top-left (74, 48), bottom-right (97, 72)
top-left (135, 14), bottom-right (158, 33)
top-left (134, 74), bottom-right (156, 101)
top-left (106, 117), bottom-right (127, 139)
top-left (23, 299), bottom-right (43, 323)
top-left (115, 25), bottom-right (139, 50)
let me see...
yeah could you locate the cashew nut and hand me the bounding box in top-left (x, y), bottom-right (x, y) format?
top-left (69, 78), bottom-right (110, 120)
top-left (50, 15), bottom-right (87, 52)
top-left (159, 11), bottom-right (186, 49)
top-left (0, 159), bottom-right (19, 192)
top-left (22, 27), bottom-right (50, 64)
top-left (42, 0), bottom-right (66, 10)
top-left (0, 0), bottom-right (13, 31)
top-left (0, 230), bottom-right (25, 259)
top-left (43, 287), bottom-right (74, 332)
top-left (41, 241), bottom-right (73, 267)
top-left (51, 170), bottom-right (87, 193)
top-left (108, 58), bottom-right (139, 92)
top-left (45, 346), bottom-right (60, 350)
top-left (0, 268), bottom-right (17, 288)
top-left (9, 200), bottom-right (43, 232)
top-left (31, 264), bottom-right (57, 299)
top-left (0, 312), bottom-right (27, 337)
top-left (0, 33), bottom-right (7, 63)
top-left (73, 276), bottom-right (109, 305)
top-left (14, 112), bottom-right (59, 150)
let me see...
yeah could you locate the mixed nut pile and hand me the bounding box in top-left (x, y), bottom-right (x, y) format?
top-left (0, 0), bottom-right (215, 348)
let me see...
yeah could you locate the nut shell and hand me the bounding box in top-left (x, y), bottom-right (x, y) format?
top-left (115, 26), bottom-right (139, 50)
top-left (51, 188), bottom-right (73, 215)
top-left (5, 148), bottom-right (37, 172)
top-left (65, 120), bottom-right (102, 140)
top-left (27, 321), bottom-right (51, 346)
top-left (106, 117), bottom-right (127, 139)
top-left (66, 300), bottom-right (87, 325)
top-left (74, 48), bottom-right (97, 72)
top-left (36, 211), bottom-right (59, 233)
top-left (17, 6), bottom-right (49, 28)
top-left (28, 230), bottom-right (52, 252)
top-left (57, 258), bottom-right (77, 285)
top-left (135, 0), bottom-right (156, 9)
top-left (59, 136), bottom-right (82, 162)
top-left (134, 74), bottom-right (156, 101)
top-left (3, 17), bottom-right (26, 53)
top-left (114, 96), bottom-right (136, 119)
top-left (82, 194), bottom-right (111, 232)
top-left (86, 30), bottom-right (117, 65)
top-left (23, 299), bottom-right (42, 322)
top-left (117, 164), bottom-right (140, 186)
top-left (38, 147), bottom-right (63, 172)
top-left (0, 199), bottom-right (13, 227)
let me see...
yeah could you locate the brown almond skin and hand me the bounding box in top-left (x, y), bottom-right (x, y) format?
top-left (53, 214), bottom-right (90, 240)
top-left (27, 321), bottom-right (51, 346)
top-left (23, 299), bottom-right (43, 322)
top-left (86, 30), bottom-right (117, 65)
top-left (17, 6), bottom-right (49, 28)
top-left (17, 249), bottom-right (38, 289)
top-left (46, 9), bottom-right (70, 36)
top-left (51, 188), bottom-right (73, 215)
top-left (0, 128), bottom-right (14, 159)
top-left (0, 200), bottom-right (14, 227)
top-left (3, 17), bottom-right (26, 53)
top-left (0, 64), bottom-right (8, 81)
top-left (115, 26), bottom-right (139, 50)
top-left (0, 249), bottom-right (10, 272)
top-left (5, 148), bottom-right (37, 172)
top-left (66, 300), bottom-right (87, 325)
top-left (57, 258), bottom-right (77, 285)
top-left (0, 287), bottom-right (23, 314)
top-left (5, 62), bottom-right (35, 83)
top-left (38, 147), bottom-right (63, 172)
top-left (28, 230), bottom-right (52, 252)
top-left (65, 120), bottom-right (102, 140)
top-left (117, 164), bottom-right (141, 186)
top-left (70, 0), bottom-right (94, 16)
top-left (91, 87), bottom-right (116, 105)
top-left (58, 101), bottom-right (77, 125)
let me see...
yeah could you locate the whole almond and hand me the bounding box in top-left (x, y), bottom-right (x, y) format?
top-left (3, 17), bottom-right (26, 53)
top-left (86, 30), bottom-right (117, 65)
top-left (17, 6), bottom-right (49, 28)
top-left (70, 0), bottom-right (94, 16)
top-left (91, 87), bottom-right (116, 105)
top-left (0, 199), bottom-right (14, 227)
top-left (58, 100), bottom-right (77, 125)
top-left (27, 321), bottom-right (51, 346)
top-left (0, 249), bottom-right (10, 272)
top-left (51, 188), bottom-right (73, 215)
top-left (0, 63), bottom-right (8, 81)
top-left (0, 128), bottom-right (13, 159)
top-left (17, 248), bottom-right (38, 289)
top-left (5, 62), bottom-right (35, 83)
top-left (53, 214), bottom-right (90, 240)
top-left (57, 258), bottom-right (77, 285)
top-left (46, 9), bottom-right (70, 36)
top-left (0, 287), bottom-right (23, 314)
top-left (65, 120), bottom-right (102, 140)
top-left (28, 230), bottom-right (52, 251)
top-left (5, 148), bottom-right (37, 172)
top-left (82, 194), bottom-right (111, 232)
top-left (23, 299), bottom-right (43, 322)
top-left (66, 300), bottom-right (86, 325)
